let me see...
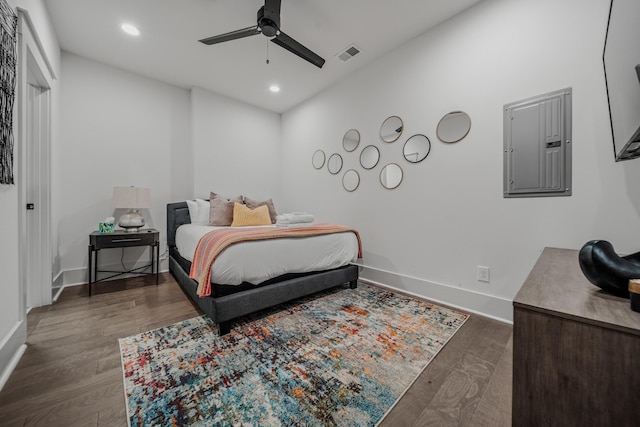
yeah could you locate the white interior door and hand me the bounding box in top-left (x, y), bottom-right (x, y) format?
top-left (24, 82), bottom-right (51, 308)
top-left (17, 11), bottom-right (53, 311)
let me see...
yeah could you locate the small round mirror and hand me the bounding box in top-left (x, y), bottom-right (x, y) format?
top-left (380, 116), bottom-right (404, 143)
top-left (360, 145), bottom-right (380, 170)
top-left (312, 150), bottom-right (326, 169)
top-left (327, 153), bottom-right (343, 175)
top-left (342, 169), bottom-right (360, 192)
top-left (403, 134), bottom-right (431, 163)
top-left (380, 163), bottom-right (403, 189)
top-left (437, 111), bottom-right (471, 143)
top-left (342, 129), bottom-right (360, 152)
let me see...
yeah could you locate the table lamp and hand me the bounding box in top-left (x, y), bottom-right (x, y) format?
top-left (112, 186), bottom-right (151, 232)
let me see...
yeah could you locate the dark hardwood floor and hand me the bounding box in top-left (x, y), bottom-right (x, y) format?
top-left (0, 273), bottom-right (512, 426)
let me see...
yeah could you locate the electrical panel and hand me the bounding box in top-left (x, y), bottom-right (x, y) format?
top-left (504, 88), bottom-right (572, 198)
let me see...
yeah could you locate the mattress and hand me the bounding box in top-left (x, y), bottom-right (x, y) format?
top-left (175, 224), bottom-right (359, 285)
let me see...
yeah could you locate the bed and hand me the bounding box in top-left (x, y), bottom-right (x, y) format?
top-left (167, 201), bottom-right (360, 335)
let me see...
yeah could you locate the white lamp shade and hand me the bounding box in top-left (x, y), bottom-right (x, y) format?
top-left (113, 187), bottom-right (151, 209)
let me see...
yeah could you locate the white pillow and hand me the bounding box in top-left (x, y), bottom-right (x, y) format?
top-left (186, 199), bottom-right (210, 225)
top-left (186, 199), bottom-right (198, 222)
top-left (195, 199), bottom-right (210, 225)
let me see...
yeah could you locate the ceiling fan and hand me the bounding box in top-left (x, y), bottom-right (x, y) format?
top-left (198, 0), bottom-right (325, 68)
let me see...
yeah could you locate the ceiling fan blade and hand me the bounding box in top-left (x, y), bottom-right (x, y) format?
top-left (272, 31), bottom-right (325, 68)
top-left (199, 25), bottom-right (260, 45)
top-left (263, 0), bottom-right (281, 26)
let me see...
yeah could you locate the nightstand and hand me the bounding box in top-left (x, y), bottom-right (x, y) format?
top-left (88, 228), bottom-right (160, 295)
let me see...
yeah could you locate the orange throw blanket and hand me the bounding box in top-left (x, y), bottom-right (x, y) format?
top-left (190, 224), bottom-right (362, 297)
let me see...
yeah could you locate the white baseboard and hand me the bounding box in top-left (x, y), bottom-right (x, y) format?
top-left (61, 267), bottom-right (89, 287)
top-left (53, 269), bottom-right (63, 288)
top-left (358, 265), bottom-right (513, 324)
top-left (61, 258), bottom-right (169, 287)
top-left (0, 321), bottom-right (27, 392)
top-left (55, 261), bottom-right (513, 321)
top-left (59, 259), bottom-right (170, 289)
top-left (52, 270), bottom-right (64, 302)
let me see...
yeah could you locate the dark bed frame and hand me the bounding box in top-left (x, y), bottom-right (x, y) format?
top-left (167, 201), bottom-right (359, 335)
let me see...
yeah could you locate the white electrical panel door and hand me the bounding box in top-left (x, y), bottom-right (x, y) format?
top-left (504, 88), bottom-right (572, 198)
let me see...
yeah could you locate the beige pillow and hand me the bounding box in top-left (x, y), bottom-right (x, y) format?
top-left (243, 196), bottom-right (277, 224)
top-left (209, 192), bottom-right (243, 226)
top-left (231, 203), bottom-right (272, 227)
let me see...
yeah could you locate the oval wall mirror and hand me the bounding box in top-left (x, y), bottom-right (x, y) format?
top-left (312, 150), bottom-right (326, 169)
top-left (342, 129), bottom-right (360, 152)
top-left (342, 169), bottom-right (360, 192)
top-left (380, 163), bottom-right (403, 189)
top-left (327, 153), bottom-right (343, 175)
top-left (403, 134), bottom-right (431, 163)
top-left (360, 145), bottom-right (380, 170)
top-left (437, 111), bottom-right (471, 143)
top-left (380, 116), bottom-right (404, 143)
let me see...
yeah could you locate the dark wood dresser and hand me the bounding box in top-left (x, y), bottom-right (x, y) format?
top-left (513, 247), bottom-right (640, 426)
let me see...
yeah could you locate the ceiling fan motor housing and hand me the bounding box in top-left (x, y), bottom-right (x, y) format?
top-left (257, 6), bottom-right (279, 37)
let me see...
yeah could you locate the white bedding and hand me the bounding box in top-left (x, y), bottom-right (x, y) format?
top-left (175, 224), bottom-right (359, 285)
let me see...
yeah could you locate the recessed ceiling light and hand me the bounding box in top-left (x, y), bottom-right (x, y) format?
top-left (121, 23), bottom-right (140, 36)
top-left (269, 85), bottom-right (280, 93)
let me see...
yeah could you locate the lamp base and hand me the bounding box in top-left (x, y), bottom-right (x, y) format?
top-left (118, 209), bottom-right (145, 232)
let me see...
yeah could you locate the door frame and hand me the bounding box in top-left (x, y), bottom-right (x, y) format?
top-left (16, 9), bottom-right (55, 312)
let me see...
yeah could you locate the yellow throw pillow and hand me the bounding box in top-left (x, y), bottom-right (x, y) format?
top-left (231, 202), bottom-right (272, 227)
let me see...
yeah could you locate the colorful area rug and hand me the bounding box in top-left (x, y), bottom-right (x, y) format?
top-left (119, 284), bottom-right (469, 426)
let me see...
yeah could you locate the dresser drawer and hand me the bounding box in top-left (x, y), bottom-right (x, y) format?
top-left (90, 230), bottom-right (158, 249)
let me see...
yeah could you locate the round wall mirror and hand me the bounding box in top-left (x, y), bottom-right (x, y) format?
top-left (437, 111), bottom-right (471, 143)
top-left (380, 163), bottom-right (403, 189)
top-left (342, 129), bottom-right (360, 152)
top-left (360, 145), bottom-right (380, 170)
top-left (327, 153), bottom-right (343, 175)
top-left (380, 116), bottom-right (404, 143)
top-left (342, 169), bottom-right (360, 192)
top-left (312, 150), bottom-right (326, 169)
top-left (403, 134), bottom-right (431, 163)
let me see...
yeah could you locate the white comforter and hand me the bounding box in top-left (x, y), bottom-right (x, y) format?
top-left (175, 224), bottom-right (359, 285)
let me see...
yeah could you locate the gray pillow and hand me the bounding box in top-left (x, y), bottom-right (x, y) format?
top-left (209, 192), bottom-right (243, 226)
top-left (243, 196), bottom-right (277, 224)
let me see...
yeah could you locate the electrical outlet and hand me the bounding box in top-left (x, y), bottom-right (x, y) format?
top-left (477, 266), bottom-right (490, 282)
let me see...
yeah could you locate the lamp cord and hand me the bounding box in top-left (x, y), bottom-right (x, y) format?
top-left (121, 248), bottom-right (126, 271)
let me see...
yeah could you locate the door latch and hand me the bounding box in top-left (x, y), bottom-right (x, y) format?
top-left (26, 203), bottom-right (34, 210)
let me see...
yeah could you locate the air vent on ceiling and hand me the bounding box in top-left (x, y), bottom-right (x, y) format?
top-left (336, 44), bottom-right (361, 62)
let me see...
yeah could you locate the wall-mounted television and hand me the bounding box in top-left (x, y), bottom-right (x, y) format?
top-left (603, 0), bottom-right (640, 161)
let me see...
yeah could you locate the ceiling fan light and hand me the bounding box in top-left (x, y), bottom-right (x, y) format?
top-left (121, 23), bottom-right (140, 36)
top-left (270, 85), bottom-right (280, 93)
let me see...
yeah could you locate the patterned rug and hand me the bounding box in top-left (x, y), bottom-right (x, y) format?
top-left (119, 284), bottom-right (469, 426)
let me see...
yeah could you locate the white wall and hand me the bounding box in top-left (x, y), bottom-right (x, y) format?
top-left (58, 52), bottom-right (192, 280)
top-left (0, 0), bottom-right (60, 386)
top-left (191, 87), bottom-right (282, 203)
top-left (280, 0), bottom-right (640, 321)
top-left (57, 57), bottom-right (282, 283)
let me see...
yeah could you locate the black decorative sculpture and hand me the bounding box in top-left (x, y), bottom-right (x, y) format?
top-left (578, 240), bottom-right (640, 298)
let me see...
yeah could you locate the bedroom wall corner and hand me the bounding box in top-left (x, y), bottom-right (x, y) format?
top-left (58, 52), bottom-right (191, 277)
top-left (191, 87), bottom-right (282, 206)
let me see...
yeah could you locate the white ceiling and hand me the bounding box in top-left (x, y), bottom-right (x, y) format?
top-left (44, 0), bottom-right (481, 113)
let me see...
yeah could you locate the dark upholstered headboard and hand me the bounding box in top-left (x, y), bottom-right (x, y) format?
top-left (166, 201), bottom-right (191, 248)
